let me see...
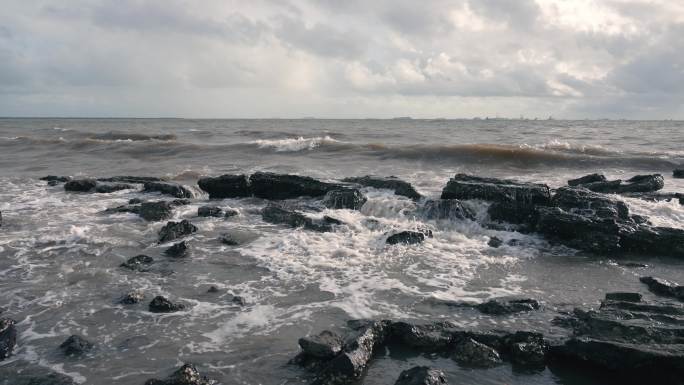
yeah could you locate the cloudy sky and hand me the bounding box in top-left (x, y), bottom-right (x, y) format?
top-left (1, 0), bottom-right (683, 118)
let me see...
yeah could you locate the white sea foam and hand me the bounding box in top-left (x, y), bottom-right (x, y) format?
top-left (251, 136), bottom-right (340, 152)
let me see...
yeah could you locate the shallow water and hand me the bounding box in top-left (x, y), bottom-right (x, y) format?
top-left (0, 118), bottom-right (683, 384)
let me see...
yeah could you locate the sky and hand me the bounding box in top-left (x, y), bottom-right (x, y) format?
top-left (1, 0), bottom-right (683, 119)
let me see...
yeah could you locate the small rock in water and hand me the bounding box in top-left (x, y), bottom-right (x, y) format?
top-left (144, 363), bottom-right (216, 385)
top-left (323, 188), bottom-right (367, 210)
top-left (488, 236), bottom-right (503, 248)
top-left (394, 366), bottom-right (448, 385)
top-left (386, 230), bottom-right (432, 245)
top-left (674, 169), bottom-right (684, 178)
top-left (164, 241), bottom-right (188, 258)
top-left (129, 198), bottom-right (143, 204)
top-left (158, 220), bottom-right (197, 243)
top-left (231, 295), bottom-right (247, 306)
top-left (59, 335), bottom-right (94, 356)
top-left (143, 181), bottom-right (193, 198)
top-left (197, 206), bottom-right (222, 217)
top-left (451, 338), bottom-right (502, 368)
top-left (0, 318), bottom-right (17, 360)
top-left (298, 330), bottom-right (343, 359)
top-left (224, 208), bottom-right (239, 218)
top-left (120, 255), bottom-right (154, 271)
top-left (149, 296), bottom-right (185, 313)
top-left (64, 179), bottom-right (97, 192)
top-left (41, 175), bottom-right (72, 183)
top-left (605, 292), bottom-right (642, 302)
top-left (119, 290), bottom-right (144, 305)
top-left (139, 201), bottom-right (174, 222)
top-left (206, 286), bottom-right (220, 293)
top-left (219, 233), bottom-right (239, 246)
top-left (568, 173), bottom-right (607, 186)
top-left (618, 262), bottom-right (648, 268)
top-left (475, 298), bottom-right (541, 315)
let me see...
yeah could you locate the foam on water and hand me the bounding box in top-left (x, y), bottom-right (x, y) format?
top-left (250, 136), bottom-right (341, 152)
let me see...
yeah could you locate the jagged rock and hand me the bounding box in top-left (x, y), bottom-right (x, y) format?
top-left (139, 201), bottom-right (173, 221)
top-left (219, 233), bottom-right (239, 246)
top-left (94, 183), bottom-right (134, 193)
top-left (420, 199), bottom-right (474, 220)
top-left (312, 320), bottom-right (389, 384)
top-left (224, 208), bottom-right (238, 218)
top-left (393, 366), bottom-right (448, 385)
top-left (504, 332), bottom-right (548, 367)
top-left (552, 187), bottom-right (630, 220)
top-left (148, 296), bottom-right (185, 313)
top-left (0, 318), bottom-right (17, 360)
top-left (342, 175), bottom-right (421, 200)
top-left (198, 206), bottom-right (222, 217)
top-left (197, 174), bottom-right (250, 199)
top-left (475, 298), bottom-right (541, 315)
top-left (488, 236), bottom-right (503, 248)
top-left (98, 176), bottom-right (163, 184)
top-left (164, 241), bottom-right (188, 258)
top-left (59, 335), bottom-right (93, 356)
top-left (674, 169), bottom-right (684, 178)
top-left (323, 189), bottom-right (367, 210)
top-left (120, 255), bottom-right (153, 271)
top-left (119, 290), bottom-right (144, 305)
top-left (621, 226), bottom-right (684, 258)
top-left (64, 179), bottom-right (96, 192)
top-left (144, 182), bottom-right (193, 198)
top-left (451, 338), bottom-right (502, 368)
top-left (144, 363), bottom-right (216, 385)
top-left (250, 172), bottom-right (339, 200)
top-left (389, 321), bottom-right (457, 350)
top-left (386, 230), bottom-right (432, 245)
top-left (640, 276), bottom-right (684, 300)
top-left (299, 330), bottom-right (344, 359)
top-left (535, 206), bottom-right (622, 253)
top-left (158, 220), bottom-right (197, 243)
top-left (231, 295), bottom-right (247, 306)
top-left (605, 292), bottom-right (642, 302)
top-left (261, 205), bottom-right (339, 232)
top-left (577, 174), bottom-right (665, 194)
top-left (568, 173), bottom-right (607, 186)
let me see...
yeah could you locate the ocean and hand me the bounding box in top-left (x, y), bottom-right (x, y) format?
top-left (0, 118), bottom-right (683, 384)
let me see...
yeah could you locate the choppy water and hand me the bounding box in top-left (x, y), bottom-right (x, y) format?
top-left (1, 118), bottom-right (683, 384)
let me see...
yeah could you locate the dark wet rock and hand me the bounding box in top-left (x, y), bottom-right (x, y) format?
top-left (0, 369), bottom-right (77, 385)
top-left (488, 236), bottom-right (503, 248)
top-left (261, 205), bottom-right (339, 232)
top-left (224, 208), bottom-right (238, 218)
top-left (393, 366), bottom-right (448, 385)
top-left (47, 180), bottom-right (59, 186)
top-left (119, 290), bottom-right (144, 305)
top-left (420, 199), bottom-right (474, 220)
top-left (98, 176), bottom-right (163, 184)
top-left (618, 262), bottom-right (648, 268)
top-left (197, 206), bottom-right (222, 217)
top-left (164, 241), bottom-right (188, 258)
top-left (94, 183), bottom-right (134, 193)
top-left (622, 191), bottom-right (684, 205)
top-left (129, 198), bottom-right (143, 204)
top-left (197, 174), bottom-right (250, 199)
top-left (552, 187), bottom-right (630, 220)
top-left (250, 172), bottom-right (339, 200)
top-left (148, 296), bottom-right (185, 313)
top-left (535, 206), bottom-right (622, 253)
top-left (640, 276), bottom-right (684, 301)
top-left (323, 188), bottom-right (367, 210)
top-left (0, 211), bottom-right (2, 228)
top-left (441, 174), bottom-right (550, 226)
top-left (0, 318), bottom-right (17, 360)
top-left (144, 182), bottom-right (193, 198)
top-left (389, 321), bottom-right (457, 350)
top-left (605, 292), bottom-right (642, 302)
top-left (312, 320), bottom-right (389, 385)
top-left (475, 298), bottom-right (541, 315)
top-left (139, 201), bottom-right (173, 221)
top-left (577, 174), bottom-right (665, 194)
top-left (386, 230), bottom-right (432, 245)
top-left (451, 338), bottom-right (502, 368)
top-left (620, 226), bottom-right (684, 258)
top-left (502, 331), bottom-right (548, 367)
top-left (231, 295), bottom-right (247, 306)
top-left (568, 173), bottom-right (607, 186)
top-left (299, 330), bottom-right (344, 359)
top-left (41, 175), bottom-right (72, 183)
top-left (104, 203), bottom-right (140, 215)
top-left (342, 175), bottom-right (421, 200)
top-left (59, 335), bottom-right (93, 356)
top-left (64, 179), bottom-right (96, 192)
top-left (144, 363), bottom-right (216, 385)
top-left (219, 233), bottom-right (239, 246)
top-left (158, 220), bottom-right (197, 243)
top-left (674, 169), bottom-right (684, 178)
top-left (207, 286), bottom-right (220, 293)
top-left (120, 255), bottom-right (154, 271)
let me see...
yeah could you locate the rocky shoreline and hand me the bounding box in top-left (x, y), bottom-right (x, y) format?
top-left (1, 170), bottom-right (683, 384)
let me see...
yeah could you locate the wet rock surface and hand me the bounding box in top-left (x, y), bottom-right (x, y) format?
top-left (148, 296), bottom-right (185, 313)
top-left (250, 172), bottom-right (339, 200)
top-left (342, 175), bottom-right (421, 200)
top-left (144, 363), bottom-right (216, 385)
top-left (420, 199), bottom-right (474, 220)
top-left (569, 173), bottom-right (665, 194)
top-left (674, 169), bottom-right (684, 178)
top-left (59, 335), bottom-right (94, 356)
top-left (144, 181), bottom-right (193, 198)
top-left (640, 276), bottom-right (684, 301)
top-left (386, 230), bottom-right (433, 245)
top-left (394, 366), bottom-right (448, 385)
top-left (197, 174), bottom-right (250, 199)
top-left (323, 188), bottom-right (367, 210)
top-left (451, 338), bottom-right (502, 368)
top-left (139, 201), bottom-right (174, 221)
top-left (197, 206), bottom-right (222, 217)
top-left (64, 179), bottom-right (97, 192)
top-left (0, 318), bottom-right (17, 360)
top-left (158, 220), bottom-right (197, 243)
top-left (262, 205), bottom-right (340, 232)
top-left (94, 183), bottom-right (134, 193)
top-left (119, 290), bottom-right (144, 305)
top-left (120, 255), bottom-right (154, 271)
top-left (299, 331), bottom-right (344, 359)
top-left (164, 241), bottom-right (188, 258)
